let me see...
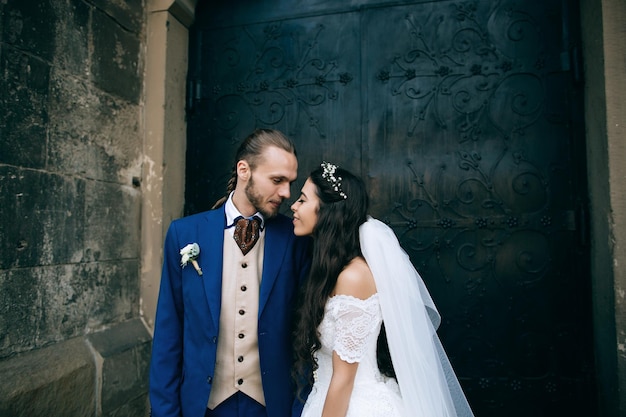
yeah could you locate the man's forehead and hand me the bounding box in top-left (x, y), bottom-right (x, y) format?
top-left (254, 148), bottom-right (297, 176)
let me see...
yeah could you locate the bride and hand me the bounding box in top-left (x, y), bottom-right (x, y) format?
top-left (290, 162), bottom-right (474, 417)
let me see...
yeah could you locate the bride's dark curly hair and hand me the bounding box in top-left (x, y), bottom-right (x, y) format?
top-left (292, 164), bottom-right (395, 401)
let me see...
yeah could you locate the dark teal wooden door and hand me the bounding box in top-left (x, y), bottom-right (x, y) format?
top-left (186, 1), bottom-right (596, 415)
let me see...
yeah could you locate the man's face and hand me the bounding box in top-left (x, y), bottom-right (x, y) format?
top-left (244, 146), bottom-right (298, 218)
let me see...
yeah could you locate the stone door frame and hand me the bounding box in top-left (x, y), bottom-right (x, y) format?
top-left (140, 0), bottom-right (626, 415)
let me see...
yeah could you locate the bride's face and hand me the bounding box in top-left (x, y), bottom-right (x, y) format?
top-left (290, 178), bottom-right (319, 236)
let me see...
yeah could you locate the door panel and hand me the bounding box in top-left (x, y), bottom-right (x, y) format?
top-left (185, 12), bottom-right (361, 214)
top-left (187, 1), bottom-right (595, 415)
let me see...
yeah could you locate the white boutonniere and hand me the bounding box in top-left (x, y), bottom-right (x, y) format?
top-left (180, 243), bottom-right (203, 276)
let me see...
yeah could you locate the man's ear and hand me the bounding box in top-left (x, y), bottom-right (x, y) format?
top-left (236, 160), bottom-right (250, 181)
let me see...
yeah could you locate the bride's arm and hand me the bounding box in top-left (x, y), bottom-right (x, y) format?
top-left (321, 258), bottom-right (377, 417)
top-left (321, 353), bottom-right (358, 417)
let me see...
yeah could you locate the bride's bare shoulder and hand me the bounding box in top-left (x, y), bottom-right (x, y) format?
top-left (333, 257), bottom-right (377, 300)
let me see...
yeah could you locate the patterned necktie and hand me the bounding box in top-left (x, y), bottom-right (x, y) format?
top-left (233, 216), bottom-right (262, 255)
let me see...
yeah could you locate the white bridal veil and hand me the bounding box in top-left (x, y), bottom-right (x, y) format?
top-left (359, 217), bottom-right (474, 417)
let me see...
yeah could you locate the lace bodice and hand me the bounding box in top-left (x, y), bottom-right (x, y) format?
top-left (301, 294), bottom-right (404, 417)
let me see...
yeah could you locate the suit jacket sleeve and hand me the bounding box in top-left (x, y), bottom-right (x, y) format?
top-left (149, 220), bottom-right (185, 417)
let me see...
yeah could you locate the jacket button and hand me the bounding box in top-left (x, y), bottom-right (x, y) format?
top-left (207, 376), bottom-right (213, 384)
top-left (238, 333), bottom-right (244, 339)
top-left (241, 285), bottom-right (247, 291)
top-left (237, 378), bottom-right (243, 385)
top-left (239, 309), bottom-right (245, 315)
top-left (242, 263), bottom-right (248, 268)
top-left (238, 356), bottom-right (244, 363)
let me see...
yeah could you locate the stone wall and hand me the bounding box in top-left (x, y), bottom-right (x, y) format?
top-left (0, 0), bottom-right (150, 416)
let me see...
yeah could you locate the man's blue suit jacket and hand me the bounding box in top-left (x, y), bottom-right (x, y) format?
top-left (149, 206), bottom-right (311, 417)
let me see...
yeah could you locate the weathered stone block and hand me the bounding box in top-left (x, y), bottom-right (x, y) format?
top-left (89, 0), bottom-right (143, 34)
top-left (0, 267), bottom-right (40, 355)
top-left (0, 261), bottom-right (139, 357)
top-left (91, 9), bottom-right (142, 103)
top-left (84, 181), bottom-right (141, 262)
top-left (88, 319), bottom-right (151, 417)
top-left (0, 337), bottom-right (95, 417)
top-left (0, 45), bottom-right (50, 168)
top-left (0, 166), bottom-right (85, 270)
top-left (78, 260), bottom-right (141, 326)
top-left (50, 0), bottom-right (91, 76)
top-left (107, 394), bottom-right (150, 417)
top-left (1, 0), bottom-right (56, 60)
top-left (47, 71), bottom-right (143, 183)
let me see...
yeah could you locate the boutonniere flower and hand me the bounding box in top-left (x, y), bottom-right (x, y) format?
top-left (180, 243), bottom-right (203, 275)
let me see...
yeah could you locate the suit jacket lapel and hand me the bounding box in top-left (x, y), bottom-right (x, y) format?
top-left (259, 219), bottom-right (288, 317)
top-left (197, 208), bottom-right (225, 330)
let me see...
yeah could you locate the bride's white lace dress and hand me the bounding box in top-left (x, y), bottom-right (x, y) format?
top-left (301, 294), bottom-right (405, 417)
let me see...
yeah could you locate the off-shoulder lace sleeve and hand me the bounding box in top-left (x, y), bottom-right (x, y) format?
top-left (329, 294), bottom-right (381, 363)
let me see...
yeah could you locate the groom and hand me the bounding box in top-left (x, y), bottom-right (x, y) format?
top-left (149, 129), bottom-right (311, 417)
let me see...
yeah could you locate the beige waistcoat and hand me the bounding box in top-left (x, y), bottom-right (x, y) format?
top-left (208, 230), bottom-right (265, 409)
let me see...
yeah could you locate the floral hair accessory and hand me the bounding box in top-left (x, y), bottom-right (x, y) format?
top-left (321, 161), bottom-right (347, 199)
top-left (180, 243), bottom-right (203, 275)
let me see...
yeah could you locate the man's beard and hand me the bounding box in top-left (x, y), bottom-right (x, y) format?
top-left (245, 175), bottom-right (281, 218)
